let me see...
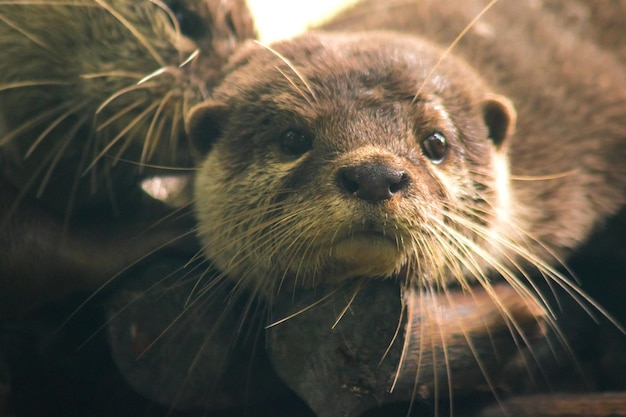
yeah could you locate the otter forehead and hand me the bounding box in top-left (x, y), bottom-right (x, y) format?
top-left (215, 31), bottom-right (489, 109)
top-left (187, 31), bottom-right (510, 181)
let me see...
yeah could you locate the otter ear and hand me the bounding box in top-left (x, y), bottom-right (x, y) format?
top-left (482, 94), bottom-right (517, 149)
top-left (185, 101), bottom-right (227, 156)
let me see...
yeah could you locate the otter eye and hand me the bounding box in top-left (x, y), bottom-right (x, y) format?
top-left (279, 129), bottom-right (313, 157)
top-left (165, 0), bottom-right (209, 39)
top-left (421, 132), bottom-right (448, 164)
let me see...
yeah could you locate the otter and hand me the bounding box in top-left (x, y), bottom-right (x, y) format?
top-left (183, 1), bottom-right (626, 414)
top-left (0, 0), bottom-right (255, 213)
top-left (0, 0), bottom-right (255, 317)
top-left (187, 24), bottom-right (626, 297)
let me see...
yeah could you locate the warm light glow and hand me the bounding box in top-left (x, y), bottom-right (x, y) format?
top-left (246, 0), bottom-right (359, 43)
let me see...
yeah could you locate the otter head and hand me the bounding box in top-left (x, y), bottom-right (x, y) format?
top-left (187, 32), bottom-right (517, 298)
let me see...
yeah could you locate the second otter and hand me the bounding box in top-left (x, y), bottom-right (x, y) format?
top-left (0, 0), bottom-right (256, 316)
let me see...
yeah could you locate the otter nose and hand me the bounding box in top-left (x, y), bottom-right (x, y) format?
top-left (337, 163), bottom-right (409, 202)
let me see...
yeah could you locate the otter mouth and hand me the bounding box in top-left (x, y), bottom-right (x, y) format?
top-left (332, 220), bottom-right (402, 258)
top-left (347, 229), bottom-right (396, 243)
top-left (339, 219), bottom-right (399, 247)
top-left (329, 226), bottom-right (405, 281)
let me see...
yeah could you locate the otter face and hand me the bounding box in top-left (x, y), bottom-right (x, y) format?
top-left (187, 32), bottom-right (516, 297)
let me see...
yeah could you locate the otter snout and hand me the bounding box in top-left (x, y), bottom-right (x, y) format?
top-left (336, 163), bottom-right (410, 202)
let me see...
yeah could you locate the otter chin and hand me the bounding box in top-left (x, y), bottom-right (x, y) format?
top-left (329, 231), bottom-right (405, 281)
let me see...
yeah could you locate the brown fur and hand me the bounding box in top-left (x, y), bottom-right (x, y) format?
top-left (188, 0), bottom-right (626, 300)
top-left (318, 0), bottom-right (626, 253)
top-left (541, 0), bottom-right (626, 65)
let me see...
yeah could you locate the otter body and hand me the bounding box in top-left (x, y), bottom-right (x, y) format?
top-left (188, 0), bottom-right (626, 299)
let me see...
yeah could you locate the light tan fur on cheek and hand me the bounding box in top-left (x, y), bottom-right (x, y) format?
top-left (491, 148), bottom-right (513, 229)
top-left (195, 150), bottom-right (306, 289)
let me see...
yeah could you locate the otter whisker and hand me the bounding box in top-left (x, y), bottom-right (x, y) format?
top-left (426, 288), bottom-right (441, 417)
top-left (60, 226), bottom-right (199, 330)
top-left (0, 142), bottom-right (71, 232)
top-left (133, 272), bottom-right (230, 361)
top-left (398, 288), bottom-right (428, 405)
top-left (168, 103), bottom-right (182, 149)
top-left (93, 0), bottom-right (165, 66)
top-left (380, 289), bottom-right (407, 366)
top-left (251, 215), bottom-right (308, 291)
top-left (222, 200), bottom-right (302, 237)
top-left (183, 264), bottom-right (230, 311)
top-left (452, 203), bottom-right (574, 312)
top-left (510, 170), bottom-right (579, 181)
top-left (0, 102), bottom-right (69, 147)
top-left (78, 255), bottom-right (211, 351)
top-left (62, 124), bottom-right (97, 223)
top-left (417, 222), bottom-right (482, 290)
top-left (253, 40), bottom-right (318, 106)
top-left (94, 81), bottom-right (158, 115)
top-left (111, 113), bottom-right (153, 164)
top-left (193, 269), bottom-right (236, 303)
top-left (80, 71), bottom-right (146, 80)
top-left (0, 11), bottom-right (51, 49)
top-left (96, 100), bottom-right (144, 131)
top-left (23, 99), bottom-right (88, 158)
top-left (194, 204), bottom-right (313, 291)
top-left (443, 207), bottom-right (624, 333)
top-left (149, 0), bottom-right (183, 57)
top-left (179, 48), bottom-right (199, 68)
top-left (272, 208), bottom-right (326, 291)
top-left (0, 79), bottom-right (71, 92)
top-left (426, 215), bottom-right (588, 385)
top-left (37, 113), bottom-right (90, 198)
top-left (146, 1), bottom-right (202, 71)
top-left (273, 65), bottom-right (316, 109)
top-left (137, 65), bottom-right (181, 85)
top-left (413, 0), bottom-right (499, 102)
top-left (422, 217), bottom-right (546, 336)
top-left (330, 279), bottom-right (366, 329)
top-left (428, 212), bottom-right (556, 322)
top-left (457, 198), bottom-right (580, 287)
top-left (198, 202), bottom-right (290, 238)
top-left (143, 200), bottom-right (197, 236)
top-left (143, 109), bottom-right (170, 161)
top-left (265, 288), bottom-right (340, 329)
top-left (390, 291), bottom-right (412, 393)
top-left (436, 287), bottom-right (506, 414)
top-left (440, 207), bottom-right (558, 291)
top-left (142, 90), bottom-right (176, 162)
top-left (87, 100), bottom-right (160, 171)
top-left (433, 288), bottom-right (455, 416)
